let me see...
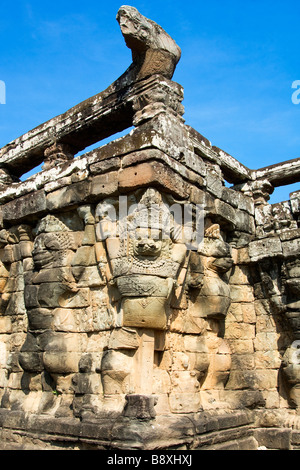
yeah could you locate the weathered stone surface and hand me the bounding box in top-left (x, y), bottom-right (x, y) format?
top-left (118, 161), bottom-right (189, 198)
top-left (2, 190), bottom-right (47, 222)
top-left (249, 237), bottom-right (283, 261)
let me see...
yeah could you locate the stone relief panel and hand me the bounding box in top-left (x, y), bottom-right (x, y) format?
top-left (282, 255), bottom-right (300, 411)
top-left (0, 225), bottom-right (32, 410)
top-left (0, 187), bottom-right (297, 419)
top-left (0, 189), bottom-right (236, 417)
top-left (255, 240), bottom-right (300, 412)
top-left (168, 222), bottom-right (233, 411)
top-left (96, 188), bottom-right (187, 329)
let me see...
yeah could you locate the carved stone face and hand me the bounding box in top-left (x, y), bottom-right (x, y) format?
top-left (32, 233), bottom-right (60, 269)
top-left (32, 232), bottom-right (74, 270)
top-left (97, 190), bottom-right (187, 330)
top-left (117, 6), bottom-right (151, 48)
top-left (116, 4), bottom-right (181, 64)
top-left (132, 228), bottom-right (162, 259)
top-left (32, 215), bottom-right (78, 270)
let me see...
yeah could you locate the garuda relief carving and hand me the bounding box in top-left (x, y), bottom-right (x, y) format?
top-left (96, 188), bottom-right (188, 412)
top-left (0, 187), bottom-right (237, 417)
top-left (97, 188), bottom-right (187, 330)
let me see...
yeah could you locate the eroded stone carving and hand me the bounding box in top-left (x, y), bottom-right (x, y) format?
top-left (117, 5), bottom-right (181, 80)
top-left (17, 215), bottom-right (82, 413)
top-left (282, 257), bottom-right (300, 410)
top-left (184, 223), bottom-right (233, 405)
top-left (97, 189), bottom-right (187, 329)
top-left (96, 188), bottom-right (187, 412)
top-left (43, 143), bottom-right (74, 171)
top-left (192, 224), bottom-right (233, 319)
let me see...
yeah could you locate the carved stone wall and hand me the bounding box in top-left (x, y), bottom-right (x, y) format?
top-left (0, 6), bottom-right (299, 450)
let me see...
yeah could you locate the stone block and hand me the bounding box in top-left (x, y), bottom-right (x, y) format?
top-left (254, 428), bottom-right (291, 450)
top-left (71, 245), bottom-right (97, 267)
top-left (0, 317), bottom-right (12, 333)
top-left (230, 285), bottom-right (254, 303)
top-left (241, 303), bottom-right (256, 324)
top-left (168, 392), bottom-right (201, 413)
top-left (225, 323), bottom-right (255, 340)
top-left (4, 275), bottom-right (24, 293)
top-left (206, 173), bottom-right (224, 198)
top-left (72, 265), bottom-right (104, 287)
top-left (18, 351), bottom-right (44, 373)
top-left (72, 372), bottom-right (103, 395)
top-left (229, 265), bottom-right (250, 285)
top-left (183, 335), bottom-right (208, 353)
top-left (227, 339), bottom-right (254, 354)
top-left (282, 238), bottom-right (300, 258)
top-left (290, 190), bottom-right (300, 214)
top-left (44, 176), bottom-right (72, 193)
top-left (261, 390), bottom-right (280, 409)
top-left (89, 157), bottom-right (121, 175)
top-left (2, 190), bottom-right (47, 222)
top-left (31, 267), bottom-right (75, 285)
top-left (226, 303), bottom-right (244, 323)
top-left (255, 314), bottom-right (276, 332)
top-left (118, 162), bottom-right (189, 199)
top-left (43, 351), bottom-right (81, 374)
top-left (122, 297), bottom-right (167, 330)
top-left (235, 210), bottom-right (255, 234)
top-left (170, 370), bottom-right (201, 393)
top-left (18, 241), bottom-right (34, 260)
top-left (255, 350), bottom-right (281, 369)
top-left (108, 328), bottom-right (139, 350)
top-left (90, 172), bottom-right (119, 198)
top-left (226, 370), bottom-right (259, 390)
top-left (170, 310), bottom-right (207, 335)
top-left (254, 332), bottom-right (279, 352)
top-left (52, 309), bottom-right (78, 332)
top-left (231, 354), bottom-right (255, 370)
top-left (227, 302), bottom-right (256, 324)
top-left (27, 309), bottom-right (53, 330)
top-left (59, 288), bottom-right (91, 309)
top-left (214, 199), bottom-right (236, 227)
top-left (101, 349), bottom-right (133, 373)
top-left (35, 283), bottom-right (67, 308)
top-left (24, 285), bottom-right (40, 309)
top-left (291, 430), bottom-right (300, 447)
top-left (46, 180), bottom-right (91, 210)
top-left (123, 394), bottom-right (157, 419)
top-left (255, 370), bottom-right (279, 390)
top-left (249, 237), bottom-right (282, 262)
top-left (5, 291), bottom-right (26, 315)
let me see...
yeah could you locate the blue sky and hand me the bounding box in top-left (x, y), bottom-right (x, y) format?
top-left (0, 0), bottom-right (299, 203)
